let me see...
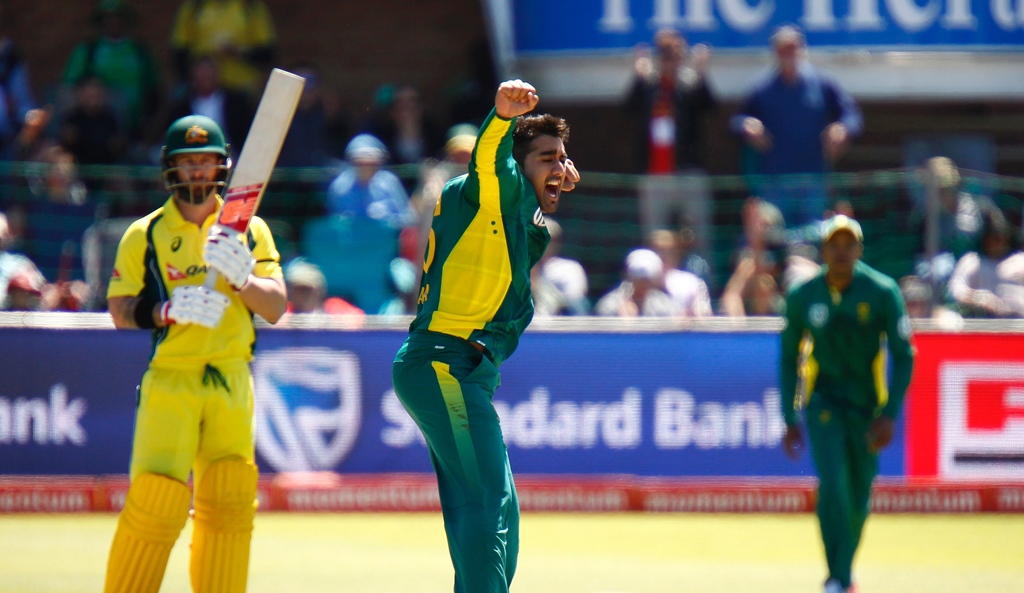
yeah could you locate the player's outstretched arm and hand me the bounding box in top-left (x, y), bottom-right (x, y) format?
top-left (495, 79), bottom-right (539, 119)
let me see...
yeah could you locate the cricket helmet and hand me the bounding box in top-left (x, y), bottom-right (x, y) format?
top-left (161, 115), bottom-right (232, 205)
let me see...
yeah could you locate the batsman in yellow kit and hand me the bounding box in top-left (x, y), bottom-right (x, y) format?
top-left (103, 115), bottom-right (287, 593)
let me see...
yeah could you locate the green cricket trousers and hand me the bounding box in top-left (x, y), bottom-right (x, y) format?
top-left (392, 330), bottom-right (519, 593)
top-left (806, 392), bottom-right (880, 590)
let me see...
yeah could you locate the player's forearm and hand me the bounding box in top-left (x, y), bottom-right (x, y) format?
top-left (108, 295), bottom-right (165, 330)
top-left (237, 276), bottom-right (287, 324)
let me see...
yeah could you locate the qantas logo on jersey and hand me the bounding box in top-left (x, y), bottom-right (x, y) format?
top-left (166, 263), bottom-right (209, 280)
top-left (110, 268), bottom-right (121, 281)
top-left (166, 263), bottom-right (187, 280)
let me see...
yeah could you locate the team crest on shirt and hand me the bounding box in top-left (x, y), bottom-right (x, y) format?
top-left (809, 303), bottom-right (829, 328)
top-left (533, 208), bottom-right (546, 227)
top-left (858, 302), bottom-right (871, 324)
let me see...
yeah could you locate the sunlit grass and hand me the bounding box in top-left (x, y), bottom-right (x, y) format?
top-left (1, 512), bottom-right (1021, 593)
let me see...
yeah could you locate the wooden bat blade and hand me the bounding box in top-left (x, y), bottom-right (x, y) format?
top-left (204, 68), bottom-right (304, 292)
top-left (216, 68), bottom-right (305, 235)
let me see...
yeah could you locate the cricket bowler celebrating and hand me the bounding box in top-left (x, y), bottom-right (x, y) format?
top-left (103, 115), bottom-right (287, 593)
top-left (392, 79), bottom-right (579, 593)
top-left (780, 215), bottom-right (915, 593)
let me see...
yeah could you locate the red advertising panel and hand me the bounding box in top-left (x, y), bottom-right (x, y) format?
top-left (908, 333), bottom-right (1024, 481)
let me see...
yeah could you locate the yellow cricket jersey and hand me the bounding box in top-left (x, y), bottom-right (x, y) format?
top-left (107, 196), bottom-right (281, 367)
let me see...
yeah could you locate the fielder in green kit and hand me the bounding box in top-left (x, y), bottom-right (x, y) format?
top-left (392, 79), bottom-right (579, 593)
top-left (780, 215), bottom-right (915, 593)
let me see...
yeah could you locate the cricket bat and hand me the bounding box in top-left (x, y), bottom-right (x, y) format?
top-left (204, 68), bottom-right (305, 291)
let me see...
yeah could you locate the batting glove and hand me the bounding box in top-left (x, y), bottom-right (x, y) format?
top-left (161, 285), bottom-right (231, 328)
top-left (204, 227), bottom-right (256, 290)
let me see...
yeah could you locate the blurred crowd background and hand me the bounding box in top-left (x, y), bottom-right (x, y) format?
top-left (0, 0), bottom-right (1022, 325)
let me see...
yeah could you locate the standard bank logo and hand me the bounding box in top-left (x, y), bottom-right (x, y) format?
top-left (253, 348), bottom-right (362, 471)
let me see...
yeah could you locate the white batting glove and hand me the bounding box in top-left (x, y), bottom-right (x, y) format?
top-left (160, 285), bottom-right (231, 328)
top-left (204, 227), bottom-right (256, 290)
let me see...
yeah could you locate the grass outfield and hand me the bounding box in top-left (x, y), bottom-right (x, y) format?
top-left (1, 512), bottom-right (1021, 593)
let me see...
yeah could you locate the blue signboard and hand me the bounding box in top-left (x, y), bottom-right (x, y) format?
top-left (0, 327), bottom-right (906, 478)
top-left (511, 0), bottom-right (1024, 54)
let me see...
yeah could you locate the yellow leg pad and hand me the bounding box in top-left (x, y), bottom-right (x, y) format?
top-left (104, 473), bottom-right (192, 593)
top-left (190, 458), bottom-right (259, 593)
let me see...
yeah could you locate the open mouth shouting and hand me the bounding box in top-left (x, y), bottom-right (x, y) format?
top-left (540, 178), bottom-right (562, 212)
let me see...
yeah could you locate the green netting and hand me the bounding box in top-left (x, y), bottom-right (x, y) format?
top-left (1, 161), bottom-right (1022, 311)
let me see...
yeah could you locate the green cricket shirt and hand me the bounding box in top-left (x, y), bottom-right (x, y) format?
top-left (408, 108), bottom-right (550, 366)
top-left (780, 261), bottom-right (915, 426)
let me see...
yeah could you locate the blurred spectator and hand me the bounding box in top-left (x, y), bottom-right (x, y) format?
top-left (366, 84), bottom-right (445, 167)
top-left (283, 258), bottom-right (364, 316)
top-left (378, 257), bottom-right (418, 316)
top-left (277, 61), bottom-right (351, 168)
top-left (58, 75), bottom-right (126, 165)
top-left (916, 156), bottom-right (989, 291)
top-left (170, 0), bottom-right (277, 96)
top-left (40, 277), bottom-right (92, 311)
top-left (899, 274), bottom-right (934, 319)
top-left (61, 0), bottom-right (160, 152)
top-left (0, 210), bottom-right (45, 309)
top-left (28, 145), bottom-right (88, 206)
top-left (675, 226), bottom-right (712, 285)
top-left (595, 248), bottom-right (678, 317)
top-left (165, 56), bottom-right (255, 161)
top-left (900, 273), bottom-right (964, 327)
top-left (0, 1), bottom-right (38, 159)
top-left (304, 134), bottom-right (414, 311)
top-left (647, 229), bottom-right (712, 317)
top-left (326, 134), bottom-right (415, 228)
top-left (532, 218), bottom-right (589, 316)
top-left (730, 24), bottom-right (862, 228)
top-left (24, 146), bottom-right (92, 282)
top-left (626, 28), bottom-right (717, 259)
top-left (947, 205), bottom-right (1024, 318)
top-left (720, 197), bottom-right (819, 316)
top-left (9, 107), bottom-right (57, 162)
top-left (743, 271), bottom-right (783, 316)
top-left (404, 123), bottom-right (479, 266)
top-left (440, 123), bottom-right (477, 174)
top-left (2, 268), bottom-right (45, 310)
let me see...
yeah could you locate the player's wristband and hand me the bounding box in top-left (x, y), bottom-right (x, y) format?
top-left (133, 297), bottom-right (160, 329)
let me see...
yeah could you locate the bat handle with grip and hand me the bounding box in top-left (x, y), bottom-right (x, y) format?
top-left (204, 269), bottom-right (221, 291)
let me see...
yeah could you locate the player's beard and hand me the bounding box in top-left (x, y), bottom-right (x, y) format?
top-left (178, 179), bottom-right (218, 205)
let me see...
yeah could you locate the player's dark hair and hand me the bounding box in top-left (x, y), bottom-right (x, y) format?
top-left (512, 114), bottom-right (569, 165)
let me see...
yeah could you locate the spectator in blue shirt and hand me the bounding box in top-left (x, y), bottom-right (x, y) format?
top-left (326, 133), bottom-right (415, 229)
top-left (730, 25), bottom-right (862, 229)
